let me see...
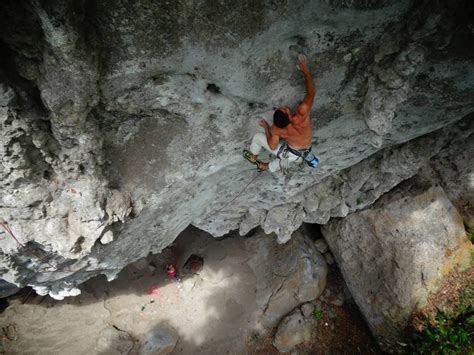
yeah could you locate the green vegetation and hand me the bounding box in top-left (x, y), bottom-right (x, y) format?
top-left (452, 281), bottom-right (474, 319)
top-left (466, 226), bottom-right (474, 243)
top-left (416, 313), bottom-right (473, 354)
top-left (313, 308), bottom-right (323, 321)
top-left (414, 277), bottom-right (474, 354)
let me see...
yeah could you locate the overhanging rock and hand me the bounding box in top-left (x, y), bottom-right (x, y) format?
top-left (0, 0), bottom-right (473, 297)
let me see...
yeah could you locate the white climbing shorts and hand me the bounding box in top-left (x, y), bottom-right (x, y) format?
top-left (249, 132), bottom-right (302, 172)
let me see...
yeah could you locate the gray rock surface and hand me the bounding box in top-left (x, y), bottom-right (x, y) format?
top-left (426, 133), bottom-right (474, 229)
top-left (95, 327), bottom-right (134, 355)
top-left (314, 239), bottom-right (329, 254)
top-left (140, 328), bottom-right (178, 355)
top-left (300, 303), bottom-right (315, 318)
top-left (246, 229), bottom-right (327, 327)
top-left (322, 179), bottom-right (472, 350)
top-left (273, 309), bottom-right (312, 353)
top-left (0, 83), bottom-right (16, 107)
top-left (0, 0), bottom-right (472, 297)
top-left (324, 253), bottom-right (335, 265)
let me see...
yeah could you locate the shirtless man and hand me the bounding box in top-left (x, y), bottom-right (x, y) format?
top-left (243, 54), bottom-right (316, 172)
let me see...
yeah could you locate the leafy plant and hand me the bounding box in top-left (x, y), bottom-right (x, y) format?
top-left (413, 272), bottom-right (474, 354)
top-left (314, 308), bottom-right (323, 321)
top-left (466, 226), bottom-right (474, 243)
top-left (416, 312), bottom-right (473, 354)
top-left (451, 282), bottom-right (474, 319)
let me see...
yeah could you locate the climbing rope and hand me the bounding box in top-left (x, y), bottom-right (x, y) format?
top-left (0, 221), bottom-right (57, 271)
top-left (0, 221), bottom-right (106, 274)
top-left (207, 170), bottom-right (263, 218)
top-left (1, 166), bottom-right (264, 276)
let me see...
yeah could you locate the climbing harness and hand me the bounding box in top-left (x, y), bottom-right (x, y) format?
top-left (283, 144), bottom-right (319, 168)
top-left (276, 143), bottom-right (319, 174)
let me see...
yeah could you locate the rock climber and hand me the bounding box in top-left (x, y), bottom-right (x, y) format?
top-left (243, 54), bottom-right (318, 172)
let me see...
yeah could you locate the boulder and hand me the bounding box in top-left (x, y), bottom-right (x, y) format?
top-left (314, 239), bottom-right (328, 254)
top-left (246, 229), bottom-right (327, 326)
top-left (273, 309), bottom-right (312, 353)
top-left (140, 327), bottom-right (177, 355)
top-left (427, 133), bottom-right (474, 229)
top-left (322, 180), bottom-right (472, 350)
top-left (95, 327), bottom-right (134, 355)
top-left (300, 303), bottom-right (315, 318)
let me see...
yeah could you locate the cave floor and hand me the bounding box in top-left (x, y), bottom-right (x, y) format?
top-left (0, 227), bottom-right (380, 354)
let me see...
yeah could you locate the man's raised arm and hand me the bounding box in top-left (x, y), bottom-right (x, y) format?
top-left (296, 54), bottom-right (316, 117)
top-left (259, 119), bottom-right (280, 150)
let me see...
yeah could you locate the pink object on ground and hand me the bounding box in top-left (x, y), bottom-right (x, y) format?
top-left (166, 269), bottom-right (177, 278)
top-left (147, 284), bottom-right (160, 297)
top-left (166, 264), bottom-right (177, 279)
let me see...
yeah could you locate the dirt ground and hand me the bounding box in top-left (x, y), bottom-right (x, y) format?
top-left (0, 227), bottom-right (381, 354)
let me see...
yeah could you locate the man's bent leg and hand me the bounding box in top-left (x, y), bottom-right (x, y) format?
top-left (250, 132), bottom-right (279, 156)
top-left (268, 159), bottom-right (281, 172)
top-left (249, 132), bottom-right (282, 172)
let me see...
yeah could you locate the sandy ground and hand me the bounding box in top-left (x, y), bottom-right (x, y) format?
top-left (0, 227), bottom-right (380, 354)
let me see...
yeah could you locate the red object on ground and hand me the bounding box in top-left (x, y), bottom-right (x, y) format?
top-left (166, 269), bottom-right (177, 278)
top-left (166, 264), bottom-right (177, 279)
top-left (182, 255), bottom-right (204, 275)
top-left (147, 284), bottom-right (160, 297)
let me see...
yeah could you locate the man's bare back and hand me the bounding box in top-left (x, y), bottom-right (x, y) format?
top-left (270, 109), bottom-right (312, 149)
top-left (260, 54), bottom-right (315, 150)
top-left (244, 54), bottom-right (316, 172)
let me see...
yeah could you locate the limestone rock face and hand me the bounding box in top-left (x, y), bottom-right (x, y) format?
top-left (427, 136), bottom-right (474, 229)
top-left (321, 180), bottom-right (472, 349)
top-left (0, 0), bottom-right (473, 297)
top-left (246, 229), bottom-right (327, 327)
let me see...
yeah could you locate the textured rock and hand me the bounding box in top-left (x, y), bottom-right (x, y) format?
top-left (140, 327), bottom-right (177, 355)
top-left (246, 229), bottom-right (327, 326)
top-left (314, 239), bottom-right (328, 254)
top-left (322, 180), bottom-right (472, 350)
top-left (100, 230), bottom-right (114, 245)
top-left (426, 132), bottom-right (474, 229)
top-left (263, 204), bottom-right (306, 244)
top-left (0, 83), bottom-right (16, 107)
top-left (95, 327), bottom-right (134, 355)
top-left (324, 253), bottom-right (335, 265)
top-left (0, 0), bottom-right (472, 296)
top-left (273, 309), bottom-right (312, 353)
top-left (300, 303), bottom-right (315, 318)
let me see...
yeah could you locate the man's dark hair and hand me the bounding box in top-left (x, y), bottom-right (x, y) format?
top-left (273, 110), bottom-right (290, 128)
